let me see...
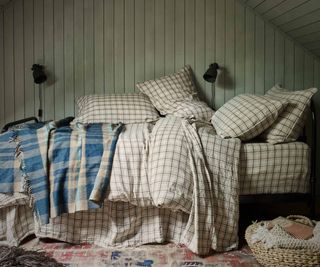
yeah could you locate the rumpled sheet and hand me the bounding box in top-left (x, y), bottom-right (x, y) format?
top-left (0, 116), bottom-right (241, 255)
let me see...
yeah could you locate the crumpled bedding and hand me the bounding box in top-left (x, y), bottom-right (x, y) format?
top-left (0, 116), bottom-right (241, 255)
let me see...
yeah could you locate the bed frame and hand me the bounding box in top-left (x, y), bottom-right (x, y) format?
top-left (1, 102), bottom-right (317, 218)
top-left (239, 100), bottom-right (317, 218)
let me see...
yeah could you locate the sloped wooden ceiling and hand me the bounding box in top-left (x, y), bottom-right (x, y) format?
top-left (244, 0), bottom-right (320, 58)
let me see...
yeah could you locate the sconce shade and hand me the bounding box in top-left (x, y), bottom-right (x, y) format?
top-left (32, 64), bottom-right (47, 84)
top-left (203, 63), bottom-right (219, 83)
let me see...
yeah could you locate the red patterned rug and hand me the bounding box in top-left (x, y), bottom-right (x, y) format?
top-left (22, 238), bottom-right (261, 267)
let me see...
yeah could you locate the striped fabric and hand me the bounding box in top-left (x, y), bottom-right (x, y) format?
top-left (211, 94), bottom-right (288, 141)
top-left (0, 122), bottom-right (123, 224)
top-left (136, 65), bottom-right (199, 115)
top-left (75, 93), bottom-right (160, 124)
top-left (260, 85), bottom-right (318, 144)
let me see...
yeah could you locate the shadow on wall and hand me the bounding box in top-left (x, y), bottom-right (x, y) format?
top-left (216, 67), bottom-right (234, 90)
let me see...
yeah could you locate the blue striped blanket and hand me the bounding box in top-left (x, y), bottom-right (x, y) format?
top-left (0, 121), bottom-right (123, 224)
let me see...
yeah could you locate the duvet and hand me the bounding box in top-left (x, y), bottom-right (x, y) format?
top-left (0, 116), bottom-right (241, 255)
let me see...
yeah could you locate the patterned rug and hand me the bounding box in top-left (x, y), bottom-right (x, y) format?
top-left (22, 238), bottom-right (262, 267)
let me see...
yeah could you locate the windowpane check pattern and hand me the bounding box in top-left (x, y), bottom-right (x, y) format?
top-left (75, 93), bottom-right (160, 124)
top-left (136, 66), bottom-right (199, 115)
top-left (211, 94), bottom-right (288, 141)
top-left (260, 85), bottom-right (318, 144)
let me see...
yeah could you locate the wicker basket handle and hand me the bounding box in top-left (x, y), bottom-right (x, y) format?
top-left (286, 215), bottom-right (314, 226)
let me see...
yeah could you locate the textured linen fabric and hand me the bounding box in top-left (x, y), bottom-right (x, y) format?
top-left (0, 117), bottom-right (241, 256)
top-left (211, 94), bottom-right (288, 141)
top-left (0, 193), bottom-right (34, 246)
top-left (260, 85), bottom-right (318, 144)
top-left (136, 66), bottom-right (199, 115)
top-left (0, 122), bottom-right (123, 224)
top-left (172, 100), bottom-right (215, 121)
top-left (75, 93), bottom-right (160, 124)
top-left (239, 141), bottom-right (310, 194)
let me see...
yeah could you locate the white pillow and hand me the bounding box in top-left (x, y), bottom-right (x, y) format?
top-left (75, 93), bottom-right (159, 124)
top-left (211, 94), bottom-right (288, 141)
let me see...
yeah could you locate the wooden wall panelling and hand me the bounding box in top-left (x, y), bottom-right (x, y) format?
top-left (164, 0), bottom-right (174, 75)
top-left (94, 0), bottom-right (104, 94)
top-left (174, 0), bottom-right (184, 72)
top-left (264, 24), bottom-right (275, 92)
top-left (4, 3), bottom-right (14, 123)
top-left (304, 54), bottom-right (314, 88)
top-left (254, 16), bottom-right (264, 95)
top-left (284, 39), bottom-right (294, 89)
top-left (0, 8), bottom-right (4, 127)
top-left (225, 0), bottom-right (235, 102)
top-left (44, 0), bottom-right (54, 120)
top-left (245, 8), bottom-right (255, 94)
top-left (134, 0), bottom-right (145, 86)
top-left (195, 0), bottom-right (205, 101)
top-left (154, 0), bottom-right (165, 78)
top-left (294, 46), bottom-right (305, 90)
top-left (234, 0), bottom-right (245, 96)
top-left (84, 0), bottom-right (94, 95)
top-left (185, 0), bottom-right (195, 70)
top-left (145, 0), bottom-right (155, 81)
top-left (205, 0), bottom-right (215, 107)
top-left (64, 0), bottom-right (74, 116)
top-left (114, 0), bottom-right (124, 92)
top-left (74, 0), bottom-right (84, 111)
top-left (53, 0), bottom-right (64, 119)
top-left (23, 0), bottom-right (34, 119)
top-left (274, 31), bottom-right (285, 86)
top-left (104, 0), bottom-right (114, 93)
top-left (215, 0), bottom-right (225, 109)
top-left (124, 0), bottom-right (134, 92)
top-left (13, 0), bottom-right (24, 120)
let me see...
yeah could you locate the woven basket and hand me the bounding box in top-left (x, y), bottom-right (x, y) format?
top-left (245, 215), bottom-right (320, 267)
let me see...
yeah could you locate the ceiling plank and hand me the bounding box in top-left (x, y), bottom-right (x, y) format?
top-left (272, 0), bottom-right (320, 26)
top-left (280, 9), bottom-right (320, 32)
top-left (296, 31), bottom-right (320, 44)
top-left (264, 0), bottom-right (309, 21)
top-left (245, 0), bottom-right (265, 9)
top-left (255, 0), bottom-right (286, 14)
top-left (289, 21), bottom-right (320, 38)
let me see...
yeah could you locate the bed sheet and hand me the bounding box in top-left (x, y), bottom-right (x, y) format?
top-left (239, 142), bottom-right (310, 195)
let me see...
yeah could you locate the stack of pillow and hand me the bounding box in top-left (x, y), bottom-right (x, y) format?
top-left (74, 65), bottom-right (215, 124)
top-left (211, 84), bottom-right (317, 144)
top-left (74, 65), bottom-right (317, 144)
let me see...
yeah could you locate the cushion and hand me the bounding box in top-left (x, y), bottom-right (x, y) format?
top-left (172, 100), bottom-right (215, 121)
top-left (260, 85), bottom-right (318, 144)
top-left (75, 93), bottom-right (159, 124)
top-left (211, 94), bottom-right (288, 141)
top-left (136, 65), bottom-right (199, 115)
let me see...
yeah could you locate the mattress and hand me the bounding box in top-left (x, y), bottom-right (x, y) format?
top-left (239, 142), bottom-right (310, 195)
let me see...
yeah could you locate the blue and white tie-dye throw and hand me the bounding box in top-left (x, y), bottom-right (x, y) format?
top-left (0, 121), bottom-right (123, 224)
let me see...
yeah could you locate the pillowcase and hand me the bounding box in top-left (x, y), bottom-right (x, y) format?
top-left (211, 94), bottom-right (288, 141)
top-left (136, 65), bottom-right (199, 115)
top-left (172, 100), bottom-right (215, 121)
top-left (259, 85), bottom-right (318, 144)
top-left (75, 93), bottom-right (160, 124)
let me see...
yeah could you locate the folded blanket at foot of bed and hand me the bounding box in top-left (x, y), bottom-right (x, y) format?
top-left (0, 121), bottom-right (124, 225)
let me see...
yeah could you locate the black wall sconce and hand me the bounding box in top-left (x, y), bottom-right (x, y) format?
top-left (32, 64), bottom-right (47, 121)
top-left (203, 63), bottom-right (219, 83)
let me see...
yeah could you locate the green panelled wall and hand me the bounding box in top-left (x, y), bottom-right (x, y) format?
top-left (0, 0), bottom-right (320, 212)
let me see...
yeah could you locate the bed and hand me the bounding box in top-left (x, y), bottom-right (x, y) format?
top-left (0, 66), bottom-right (317, 256)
